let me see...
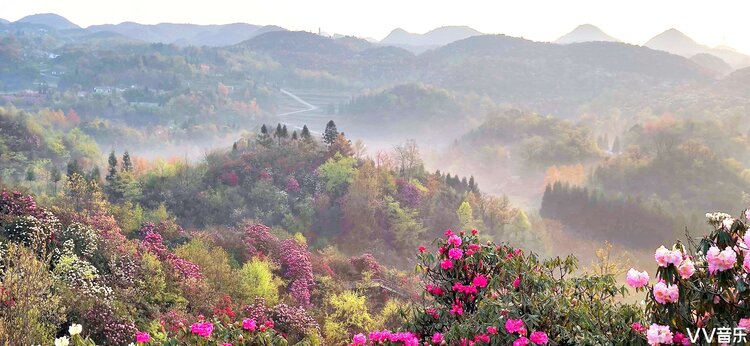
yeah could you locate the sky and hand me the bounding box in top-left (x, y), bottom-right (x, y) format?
top-left (3, 0), bottom-right (750, 53)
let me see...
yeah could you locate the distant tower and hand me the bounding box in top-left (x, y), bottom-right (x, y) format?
top-left (318, 27), bottom-right (321, 35)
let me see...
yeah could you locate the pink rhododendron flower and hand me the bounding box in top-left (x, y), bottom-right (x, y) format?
top-left (448, 234), bottom-right (462, 246)
top-left (530, 331), bottom-right (548, 344)
top-left (441, 259), bottom-right (453, 270)
top-left (444, 229), bottom-right (454, 237)
top-left (672, 332), bottom-right (690, 346)
top-left (745, 231), bottom-right (750, 250)
top-left (505, 319), bottom-right (525, 333)
top-left (473, 275), bottom-right (488, 288)
top-left (646, 324), bottom-right (673, 345)
top-left (135, 332), bottom-right (150, 343)
top-left (432, 332), bottom-right (444, 344)
top-left (653, 281), bottom-right (679, 304)
top-left (487, 326), bottom-right (498, 335)
top-left (513, 337), bottom-right (529, 346)
top-left (190, 322), bottom-right (214, 338)
top-left (631, 323), bottom-right (646, 333)
top-left (448, 248), bottom-right (463, 260)
top-left (450, 303), bottom-right (463, 315)
top-left (740, 318), bottom-right (750, 330)
top-left (677, 259), bottom-right (695, 279)
top-left (745, 208), bottom-right (750, 220)
top-left (242, 318), bottom-right (257, 331)
top-left (474, 334), bottom-right (490, 343)
top-left (707, 246), bottom-right (737, 274)
top-left (513, 277), bottom-right (521, 288)
top-left (452, 282), bottom-right (478, 294)
top-left (654, 246), bottom-right (682, 267)
top-left (626, 268), bottom-right (649, 288)
top-left (419, 246), bottom-right (426, 253)
top-left (352, 333), bottom-right (366, 345)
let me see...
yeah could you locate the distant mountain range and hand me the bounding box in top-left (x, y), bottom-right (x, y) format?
top-left (555, 24), bottom-right (619, 44)
top-left (4, 13), bottom-right (750, 70)
top-left (17, 13), bottom-right (80, 30)
top-left (644, 28), bottom-right (750, 69)
top-left (87, 22), bottom-right (286, 47)
top-left (380, 26), bottom-right (483, 52)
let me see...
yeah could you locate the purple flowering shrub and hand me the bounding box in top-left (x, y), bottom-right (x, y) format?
top-left (243, 223), bottom-right (314, 306)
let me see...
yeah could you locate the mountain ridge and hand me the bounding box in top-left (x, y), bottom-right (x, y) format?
top-left (645, 28), bottom-right (750, 69)
top-left (555, 24), bottom-right (619, 44)
top-left (16, 13), bottom-right (80, 30)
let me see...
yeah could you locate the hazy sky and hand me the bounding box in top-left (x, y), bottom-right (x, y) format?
top-left (3, 0), bottom-right (750, 53)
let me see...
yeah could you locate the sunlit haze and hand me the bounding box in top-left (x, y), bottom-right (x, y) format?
top-left (3, 0), bottom-right (750, 52)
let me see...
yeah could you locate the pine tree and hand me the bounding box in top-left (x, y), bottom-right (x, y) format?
top-left (468, 176), bottom-right (478, 193)
top-left (323, 120), bottom-right (338, 145)
top-left (67, 160), bottom-right (82, 178)
top-left (88, 166), bottom-right (101, 183)
top-left (232, 142), bottom-right (238, 152)
top-left (122, 151), bottom-right (133, 172)
top-left (258, 124), bottom-right (273, 147)
top-left (274, 123), bottom-right (283, 145)
top-left (291, 131), bottom-right (298, 140)
top-left (50, 167), bottom-right (61, 194)
top-left (106, 151), bottom-right (118, 183)
top-left (281, 125), bottom-right (288, 138)
top-left (25, 167), bottom-right (35, 181)
top-left (301, 125), bottom-right (312, 140)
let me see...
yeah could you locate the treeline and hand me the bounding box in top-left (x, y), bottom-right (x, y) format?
top-left (453, 109), bottom-right (601, 168)
top-left (540, 182), bottom-right (674, 248)
top-left (126, 121), bottom-right (518, 266)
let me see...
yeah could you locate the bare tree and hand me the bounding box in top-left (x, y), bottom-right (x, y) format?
top-left (352, 139), bottom-right (367, 159)
top-left (393, 139), bottom-right (422, 181)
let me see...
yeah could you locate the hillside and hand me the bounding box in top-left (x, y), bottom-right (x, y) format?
top-left (555, 24), bottom-right (619, 44)
top-left (690, 53), bottom-right (733, 76)
top-left (380, 26), bottom-right (482, 52)
top-left (645, 28), bottom-right (750, 69)
top-left (88, 22), bottom-right (286, 46)
top-left (417, 35), bottom-right (711, 115)
top-left (16, 13), bottom-right (80, 30)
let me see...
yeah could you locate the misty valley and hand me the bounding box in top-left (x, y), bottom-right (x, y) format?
top-left (2, 10), bottom-right (750, 346)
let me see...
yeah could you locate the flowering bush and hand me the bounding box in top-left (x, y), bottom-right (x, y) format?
top-left (352, 229), bottom-right (644, 344)
top-left (155, 316), bottom-right (287, 345)
top-left (628, 210), bottom-right (750, 344)
top-left (280, 239), bottom-right (314, 306)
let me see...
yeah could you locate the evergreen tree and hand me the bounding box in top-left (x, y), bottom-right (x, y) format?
top-left (50, 167), bottom-right (61, 194)
top-left (469, 176), bottom-right (478, 193)
top-left (281, 125), bottom-right (288, 138)
top-left (25, 167), bottom-right (35, 181)
top-left (122, 151), bottom-right (133, 172)
top-left (258, 124), bottom-right (273, 147)
top-left (87, 166), bottom-right (101, 183)
top-left (106, 151), bottom-right (118, 183)
top-left (66, 160), bottom-right (82, 178)
top-left (323, 120), bottom-right (339, 145)
top-left (274, 123), bottom-right (283, 145)
top-left (301, 125), bottom-right (311, 139)
top-left (291, 131), bottom-right (298, 140)
top-left (232, 142), bottom-right (238, 152)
